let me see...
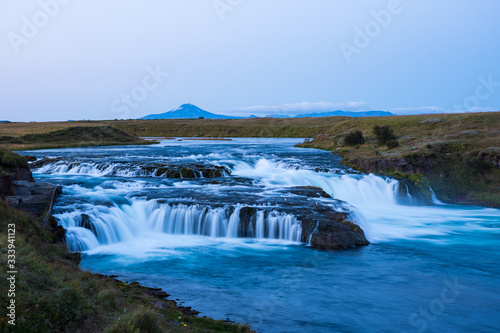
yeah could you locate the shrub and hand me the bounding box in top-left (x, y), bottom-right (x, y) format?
top-left (386, 139), bottom-right (400, 149)
top-left (373, 125), bottom-right (396, 145)
top-left (343, 130), bottom-right (365, 146)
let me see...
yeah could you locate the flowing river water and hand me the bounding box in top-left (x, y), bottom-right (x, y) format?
top-left (22, 138), bottom-right (500, 333)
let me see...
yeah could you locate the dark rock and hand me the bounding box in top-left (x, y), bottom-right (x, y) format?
top-left (153, 291), bottom-right (170, 298)
top-left (53, 226), bottom-right (67, 243)
top-left (179, 167), bottom-right (196, 178)
top-left (290, 186), bottom-right (332, 198)
top-left (300, 210), bottom-right (369, 250)
top-left (79, 214), bottom-right (93, 230)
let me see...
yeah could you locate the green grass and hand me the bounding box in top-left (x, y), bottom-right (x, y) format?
top-left (0, 202), bottom-right (254, 332)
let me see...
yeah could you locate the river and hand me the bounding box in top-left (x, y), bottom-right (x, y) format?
top-left (22, 138), bottom-right (500, 333)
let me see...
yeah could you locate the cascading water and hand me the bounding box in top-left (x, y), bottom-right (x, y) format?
top-left (56, 200), bottom-right (302, 252)
top-left (230, 158), bottom-right (403, 207)
top-left (34, 160), bottom-right (230, 178)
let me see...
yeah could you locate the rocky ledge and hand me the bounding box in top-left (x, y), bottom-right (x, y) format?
top-left (76, 185), bottom-right (369, 250)
top-left (170, 184), bottom-right (370, 250)
top-left (29, 157), bottom-right (231, 179)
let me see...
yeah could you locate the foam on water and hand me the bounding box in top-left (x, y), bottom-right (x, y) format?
top-left (56, 199), bottom-right (303, 252)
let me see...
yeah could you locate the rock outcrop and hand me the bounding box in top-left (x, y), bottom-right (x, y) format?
top-left (1, 151), bottom-right (61, 221)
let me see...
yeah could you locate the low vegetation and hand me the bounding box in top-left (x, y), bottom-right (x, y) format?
top-left (372, 125), bottom-right (397, 146)
top-left (0, 149), bottom-right (29, 170)
top-left (343, 130), bottom-right (365, 146)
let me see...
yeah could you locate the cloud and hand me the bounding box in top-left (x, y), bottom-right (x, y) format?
top-left (227, 101), bottom-right (370, 116)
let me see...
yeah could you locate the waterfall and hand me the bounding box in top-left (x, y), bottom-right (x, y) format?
top-left (56, 200), bottom-right (303, 252)
top-left (33, 160), bottom-right (230, 178)
top-left (430, 187), bottom-right (447, 205)
top-left (231, 158), bottom-right (404, 207)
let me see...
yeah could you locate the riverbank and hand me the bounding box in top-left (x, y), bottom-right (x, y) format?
top-left (296, 112), bottom-right (500, 207)
top-left (0, 151), bottom-right (253, 332)
top-left (0, 125), bottom-right (154, 151)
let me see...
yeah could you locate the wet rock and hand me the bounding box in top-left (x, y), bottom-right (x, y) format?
top-left (145, 164), bottom-right (230, 178)
top-left (179, 167), bottom-right (196, 178)
top-left (290, 186), bottom-right (332, 198)
top-left (29, 157), bottom-right (62, 169)
top-left (299, 209), bottom-right (369, 250)
top-left (79, 214), bottom-right (93, 230)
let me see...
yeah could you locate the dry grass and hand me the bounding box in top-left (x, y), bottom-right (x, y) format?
top-left (297, 112), bottom-right (500, 207)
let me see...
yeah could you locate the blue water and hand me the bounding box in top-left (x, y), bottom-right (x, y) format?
top-left (22, 138), bottom-right (500, 332)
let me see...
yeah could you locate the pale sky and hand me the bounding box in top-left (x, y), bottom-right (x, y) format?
top-left (1, 0), bottom-right (499, 121)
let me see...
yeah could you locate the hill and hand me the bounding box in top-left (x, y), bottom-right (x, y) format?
top-left (0, 126), bottom-right (150, 150)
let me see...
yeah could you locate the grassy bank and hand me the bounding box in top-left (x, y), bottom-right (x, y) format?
top-left (0, 201), bottom-right (253, 332)
top-left (0, 126), bottom-right (153, 151)
top-left (297, 112), bottom-right (500, 207)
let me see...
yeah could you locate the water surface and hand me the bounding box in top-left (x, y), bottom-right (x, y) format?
top-left (23, 138), bottom-right (500, 333)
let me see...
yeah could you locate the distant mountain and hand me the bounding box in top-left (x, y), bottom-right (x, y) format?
top-left (140, 104), bottom-right (242, 120)
top-left (293, 110), bottom-right (394, 118)
top-left (265, 114), bottom-right (292, 118)
top-left (139, 104), bottom-right (395, 120)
